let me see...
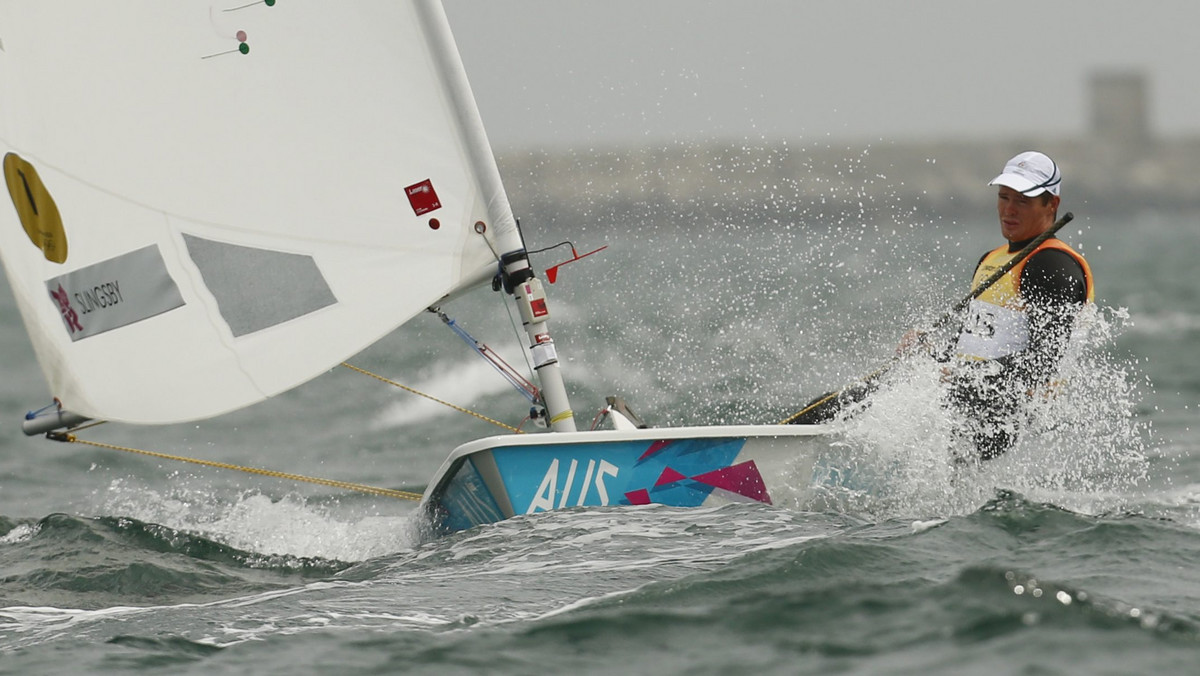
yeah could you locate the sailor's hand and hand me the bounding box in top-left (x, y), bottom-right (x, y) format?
top-left (1026, 379), bottom-right (1066, 400)
top-left (896, 329), bottom-right (928, 356)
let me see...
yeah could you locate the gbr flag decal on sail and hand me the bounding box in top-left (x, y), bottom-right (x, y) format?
top-left (44, 245), bottom-right (185, 341)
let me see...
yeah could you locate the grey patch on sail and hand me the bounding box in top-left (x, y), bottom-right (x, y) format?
top-left (183, 234), bottom-right (337, 337)
top-left (45, 245), bottom-right (185, 341)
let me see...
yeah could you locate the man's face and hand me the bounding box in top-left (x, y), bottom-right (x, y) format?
top-left (996, 186), bottom-right (1059, 242)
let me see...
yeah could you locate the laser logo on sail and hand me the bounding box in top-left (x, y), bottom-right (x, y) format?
top-left (405, 179), bottom-right (442, 216)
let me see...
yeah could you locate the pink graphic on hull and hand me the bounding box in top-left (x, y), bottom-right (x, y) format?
top-left (624, 460), bottom-right (771, 506)
top-left (625, 488), bottom-right (652, 505)
top-left (692, 461), bottom-right (771, 504)
top-left (655, 467), bottom-right (687, 486)
top-left (638, 439), bottom-right (674, 462)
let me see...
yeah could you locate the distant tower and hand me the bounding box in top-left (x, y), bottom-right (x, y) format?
top-left (1090, 71), bottom-right (1149, 144)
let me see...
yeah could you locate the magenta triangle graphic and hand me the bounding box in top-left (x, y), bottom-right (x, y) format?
top-left (655, 467), bottom-right (687, 486)
top-left (690, 461), bottom-right (771, 504)
top-left (638, 439), bottom-right (674, 462)
top-left (625, 488), bottom-right (652, 505)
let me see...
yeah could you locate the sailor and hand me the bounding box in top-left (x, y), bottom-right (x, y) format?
top-left (788, 151), bottom-right (1093, 453)
top-left (940, 151), bottom-right (1094, 460)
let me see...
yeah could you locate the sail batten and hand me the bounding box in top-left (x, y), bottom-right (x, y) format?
top-left (0, 1), bottom-right (519, 423)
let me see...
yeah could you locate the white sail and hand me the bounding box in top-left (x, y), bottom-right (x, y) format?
top-left (0, 1), bottom-right (522, 424)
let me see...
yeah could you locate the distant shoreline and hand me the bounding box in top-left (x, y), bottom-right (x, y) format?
top-left (496, 137), bottom-right (1200, 226)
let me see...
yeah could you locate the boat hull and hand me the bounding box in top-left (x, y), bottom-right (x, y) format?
top-left (420, 424), bottom-right (837, 534)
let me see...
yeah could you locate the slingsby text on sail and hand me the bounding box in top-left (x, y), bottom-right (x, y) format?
top-left (45, 245), bottom-right (185, 342)
top-left (70, 281), bottom-right (123, 314)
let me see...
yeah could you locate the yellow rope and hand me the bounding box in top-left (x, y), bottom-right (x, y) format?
top-left (340, 362), bottom-right (525, 434)
top-left (778, 391), bottom-right (839, 425)
top-left (54, 433), bottom-right (423, 502)
top-left (41, 362), bottom-right (514, 503)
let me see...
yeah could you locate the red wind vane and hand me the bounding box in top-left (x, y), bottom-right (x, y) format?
top-left (544, 244), bottom-right (607, 283)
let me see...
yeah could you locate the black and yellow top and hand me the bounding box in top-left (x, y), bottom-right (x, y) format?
top-left (955, 236), bottom-right (1093, 385)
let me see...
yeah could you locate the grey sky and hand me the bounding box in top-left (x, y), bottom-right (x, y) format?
top-left (444, 1), bottom-right (1200, 150)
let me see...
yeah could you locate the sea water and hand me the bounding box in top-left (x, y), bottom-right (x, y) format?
top-left (0, 180), bottom-right (1197, 674)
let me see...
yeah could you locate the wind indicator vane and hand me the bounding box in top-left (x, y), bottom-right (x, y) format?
top-left (544, 243), bottom-right (607, 284)
top-left (203, 0), bottom-right (277, 58)
top-left (224, 0), bottom-right (278, 11)
top-left (202, 30), bottom-right (251, 58)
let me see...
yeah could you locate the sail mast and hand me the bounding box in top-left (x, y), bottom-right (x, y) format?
top-left (414, 0), bottom-right (519, 249)
top-left (418, 0), bottom-right (576, 432)
top-left (500, 252), bottom-right (577, 432)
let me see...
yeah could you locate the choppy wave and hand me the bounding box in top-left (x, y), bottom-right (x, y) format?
top-left (9, 492), bottom-right (1200, 673)
top-left (98, 479), bottom-right (420, 563)
top-left (0, 512), bottom-right (350, 611)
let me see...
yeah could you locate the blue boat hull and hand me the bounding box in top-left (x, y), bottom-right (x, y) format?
top-left (421, 425), bottom-right (836, 534)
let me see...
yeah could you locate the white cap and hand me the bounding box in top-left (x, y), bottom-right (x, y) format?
top-left (988, 151), bottom-right (1061, 197)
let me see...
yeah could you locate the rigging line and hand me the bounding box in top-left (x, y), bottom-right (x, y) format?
top-left (473, 225), bottom-right (540, 395)
top-left (526, 241), bottom-right (575, 256)
top-left (481, 228), bottom-right (537, 383)
top-left (434, 310), bottom-right (538, 403)
top-left (49, 433), bottom-right (422, 502)
top-left (478, 222), bottom-right (503, 263)
top-left (340, 362), bottom-right (526, 434)
top-left (500, 286), bottom-right (539, 383)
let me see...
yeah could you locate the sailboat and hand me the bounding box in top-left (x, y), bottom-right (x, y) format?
top-left (0, 1), bottom-right (834, 536)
